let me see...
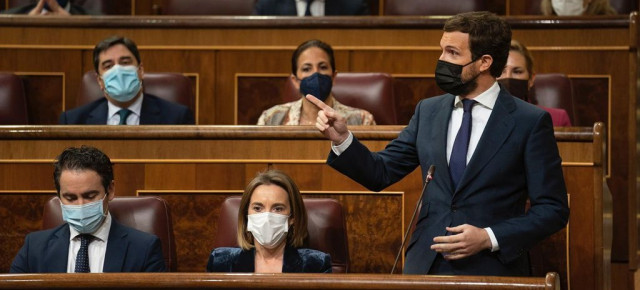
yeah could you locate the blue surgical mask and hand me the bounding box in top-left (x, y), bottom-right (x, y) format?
top-left (60, 197), bottom-right (107, 234)
top-left (101, 65), bottom-right (142, 103)
top-left (299, 72), bottom-right (333, 102)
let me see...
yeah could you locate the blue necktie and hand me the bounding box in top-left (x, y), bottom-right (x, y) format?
top-left (117, 109), bottom-right (131, 125)
top-left (304, 0), bottom-right (313, 16)
top-left (75, 234), bottom-right (94, 273)
top-left (449, 99), bottom-right (476, 189)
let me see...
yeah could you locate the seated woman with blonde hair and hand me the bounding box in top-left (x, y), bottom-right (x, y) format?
top-left (498, 39), bottom-right (572, 127)
top-left (207, 170), bottom-right (331, 273)
top-left (257, 39), bottom-right (375, 126)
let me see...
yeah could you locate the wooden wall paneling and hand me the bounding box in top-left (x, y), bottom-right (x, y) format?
top-left (391, 75), bottom-right (441, 125)
top-left (15, 73), bottom-right (64, 124)
top-left (217, 50), bottom-right (298, 125)
top-left (0, 164), bottom-right (54, 190)
top-left (113, 163), bottom-right (145, 197)
top-left (236, 74), bottom-right (289, 125)
top-left (0, 191), bottom-right (57, 273)
top-left (568, 76), bottom-right (610, 127)
top-left (0, 49), bottom-right (84, 124)
top-left (136, 50), bottom-right (215, 124)
top-left (133, 0), bottom-right (160, 15)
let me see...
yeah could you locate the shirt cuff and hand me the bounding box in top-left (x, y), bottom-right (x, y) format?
top-left (484, 227), bottom-right (500, 252)
top-left (330, 131), bottom-right (353, 156)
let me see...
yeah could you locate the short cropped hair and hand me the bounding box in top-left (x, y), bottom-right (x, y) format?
top-left (93, 36), bottom-right (141, 73)
top-left (443, 11), bottom-right (511, 78)
top-left (291, 39), bottom-right (336, 76)
top-left (237, 170), bottom-right (308, 250)
top-left (53, 146), bottom-right (114, 196)
top-left (509, 39), bottom-right (535, 79)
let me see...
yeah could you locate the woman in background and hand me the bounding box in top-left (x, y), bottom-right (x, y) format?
top-left (498, 40), bottom-right (572, 127)
top-left (257, 39), bottom-right (375, 126)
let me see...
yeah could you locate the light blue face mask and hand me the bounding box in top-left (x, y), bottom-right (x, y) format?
top-left (60, 196), bottom-right (107, 234)
top-left (101, 64), bottom-right (142, 103)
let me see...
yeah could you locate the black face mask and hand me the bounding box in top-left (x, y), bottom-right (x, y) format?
top-left (299, 72), bottom-right (333, 102)
top-left (435, 59), bottom-right (479, 96)
top-left (497, 78), bottom-right (530, 102)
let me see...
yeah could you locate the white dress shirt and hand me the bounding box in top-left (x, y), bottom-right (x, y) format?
top-left (332, 82), bottom-right (502, 252)
top-left (295, 0), bottom-right (325, 16)
top-left (106, 94), bottom-right (144, 125)
top-left (67, 213), bottom-right (112, 273)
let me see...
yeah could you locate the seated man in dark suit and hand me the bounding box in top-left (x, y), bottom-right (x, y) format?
top-left (10, 146), bottom-right (166, 273)
top-left (1, 0), bottom-right (91, 15)
top-left (254, 0), bottom-right (369, 16)
top-left (59, 36), bottom-right (194, 125)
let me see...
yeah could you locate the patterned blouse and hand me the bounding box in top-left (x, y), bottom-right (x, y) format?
top-left (257, 98), bottom-right (376, 125)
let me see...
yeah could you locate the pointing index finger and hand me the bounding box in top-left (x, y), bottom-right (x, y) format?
top-left (305, 94), bottom-right (331, 111)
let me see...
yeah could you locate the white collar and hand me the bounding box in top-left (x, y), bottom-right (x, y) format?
top-left (454, 81), bottom-right (500, 110)
top-left (107, 93), bottom-right (144, 120)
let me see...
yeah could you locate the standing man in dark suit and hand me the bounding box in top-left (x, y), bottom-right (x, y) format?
top-left (307, 11), bottom-right (569, 276)
top-left (59, 36), bottom-right (194, 125)
top-left (10, 146), bottom-right (165, 273)
top-left (254, 0), bottom-right (369, 16)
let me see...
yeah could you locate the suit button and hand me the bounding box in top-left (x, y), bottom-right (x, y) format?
top-left (451, 205), bottom-right (457, 212)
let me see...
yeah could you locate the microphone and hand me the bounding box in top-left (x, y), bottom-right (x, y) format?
top-left (391, 165), bottom-right (435, 274)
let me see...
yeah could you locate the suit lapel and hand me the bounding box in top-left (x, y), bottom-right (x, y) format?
top-left (455, 89), bottom-right (515, 194)
top-left (103, 220), bottom-right (128, 272)
top-left (85, 100), bottom-right (108, 125)
top-left (45, 225), bottom-right (71, 272)
top-left (282, 246), bottom-right (302, 273)
top-left (233, 248), bottom-right (255, 272)
top-left (139, 95), bottom-right (161, 125)
top-left (431, 95), bottom-right (455, 194)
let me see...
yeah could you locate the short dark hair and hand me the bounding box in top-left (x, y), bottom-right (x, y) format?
top-left (93, 36), bottom-right (141, 73)
top-left (443, 11), bottom-right (511, 78)
top-left (53, 146), bottom-right (114, 196)
top-left (291, 39), bottom-right (336, 76)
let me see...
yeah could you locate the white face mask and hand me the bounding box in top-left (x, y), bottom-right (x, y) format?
top-left (247, 212), bottom-right (289, 249)
top-left (551, 0), bottom-right (587, 16)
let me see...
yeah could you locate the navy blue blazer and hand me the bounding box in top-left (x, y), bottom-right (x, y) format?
top-left (328, 86), bottom-right (569, 276)
top-left (253, 0), bottom-right (369, 16)
top-left (207, 246), bottom-right (332, 273)
top-left (59, 94), bottom-right (195, 125)
top-left (10, 220), bottom-right (166, 273)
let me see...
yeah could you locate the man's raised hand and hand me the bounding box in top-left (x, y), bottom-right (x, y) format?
top-left (305, 94), bottom-right (350, 145)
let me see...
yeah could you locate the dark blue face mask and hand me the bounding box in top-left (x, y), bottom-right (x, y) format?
top-left (299, 72), bottom-right (333, 102)
top-left (44, 0), bottom-right (70, 11)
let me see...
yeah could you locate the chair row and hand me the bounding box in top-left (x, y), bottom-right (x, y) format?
top-left (0, 71), bottom-right (578, 126)
top-left (3, 0), bottom-right (637, 16)
top-left (40, 195), bottom-right (350, 273)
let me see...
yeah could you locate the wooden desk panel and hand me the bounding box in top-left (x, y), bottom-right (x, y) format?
top-left (0, 125), bottom-right (606, 290)
top-left (0, 272), bottom-right (560, 290)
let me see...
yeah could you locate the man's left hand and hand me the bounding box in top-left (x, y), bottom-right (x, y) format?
top-left (430, 224), bottom-right (492, 260)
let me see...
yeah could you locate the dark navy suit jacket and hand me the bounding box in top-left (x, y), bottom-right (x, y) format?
top-left (10, 220), bottom-right (166, 273)
top-left (253, 0), bottom-right (369, 15)
top-left (207, 246), bottom-right (332, 273)
top-left (59, 94), bottom-right (194, 125)
top-left (328, 86), bottom-right (569, 276)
